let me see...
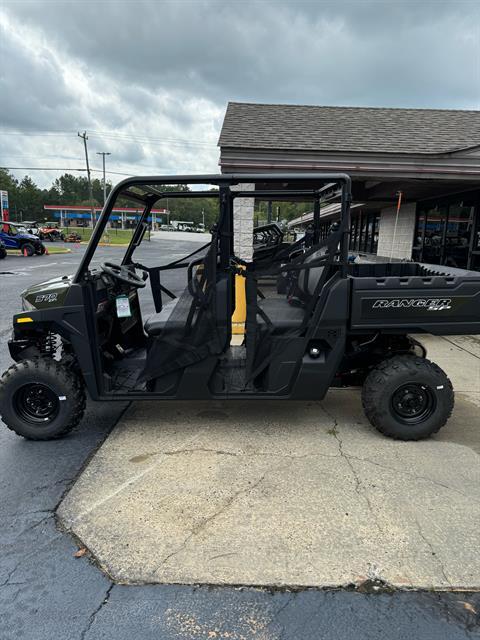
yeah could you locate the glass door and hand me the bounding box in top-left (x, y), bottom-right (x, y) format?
top-left (444, 203), bottom-right (475, 269)
top-left (422, 205), bottom-right (447, 265)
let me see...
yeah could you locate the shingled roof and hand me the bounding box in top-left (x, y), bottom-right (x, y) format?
top-left (218, 102), bottom-right (480, 155)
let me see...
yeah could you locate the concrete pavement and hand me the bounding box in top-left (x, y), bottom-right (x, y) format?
top-left (58, 335), bottom-right (480, 590)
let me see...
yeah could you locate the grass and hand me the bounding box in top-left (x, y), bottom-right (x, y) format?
top-left (45, 246), bottom-right (72, 254)
top-left (61, 226), bottom-right (140, 245)
top-left (6, 246), bottom-right (71, 255)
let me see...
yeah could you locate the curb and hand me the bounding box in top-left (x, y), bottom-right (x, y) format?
top-left (6, 248), bottom-right (72, 256)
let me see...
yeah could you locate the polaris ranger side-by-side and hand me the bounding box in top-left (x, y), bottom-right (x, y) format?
top-left (1, 174), bottom-right (479, 441)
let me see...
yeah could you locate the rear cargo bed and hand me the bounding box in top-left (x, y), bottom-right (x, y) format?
top-left (349, 262), bottom-right (480, 335)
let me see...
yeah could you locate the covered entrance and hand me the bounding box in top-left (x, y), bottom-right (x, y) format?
top-left (219, 102), bottom-right (480, 270)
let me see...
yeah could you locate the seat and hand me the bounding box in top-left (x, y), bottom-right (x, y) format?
top-left (257, 297), bottom-right (304, 331)
top-left (255, 247), bottom-right (327, 332)
top-left (297, 247), bottom-right (326, 297)
top-left (144, 298), bottom-right (181, 336)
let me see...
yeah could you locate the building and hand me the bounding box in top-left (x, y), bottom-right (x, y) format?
top-left (219, 102), bottom-right (480, 270)
top-left (43, 205), bottom-right (169, 229)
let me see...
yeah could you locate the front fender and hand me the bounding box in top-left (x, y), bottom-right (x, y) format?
top-left (11, 304), bottom-right (99, 399)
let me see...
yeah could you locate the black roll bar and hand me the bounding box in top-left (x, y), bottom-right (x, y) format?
top-left (73, 173), bottom-right (351, 282)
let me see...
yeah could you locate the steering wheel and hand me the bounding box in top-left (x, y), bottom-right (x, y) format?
top-left (101, 262), bottom-right (147, 288)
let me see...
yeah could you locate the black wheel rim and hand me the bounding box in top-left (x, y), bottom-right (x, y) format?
top-left (13, 383), bottom-right (60, 425)
top-left (390, 383), bottom-right (436, 425)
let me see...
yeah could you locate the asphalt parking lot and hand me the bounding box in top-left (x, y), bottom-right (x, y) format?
top-left (0, 239), bottom-right (479, 639)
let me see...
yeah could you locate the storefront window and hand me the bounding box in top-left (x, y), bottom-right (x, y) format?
top-left (414, 192), bottom-right (479, 270)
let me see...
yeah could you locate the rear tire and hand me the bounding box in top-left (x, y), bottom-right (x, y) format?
top-left (0, 359), bottom-right (86, 440)
top-left (36, 244), bottom-right (46, 255)
top-left (362, 355), bottom-right (454, 440)
top-left (21, 242), bottom-right (35, 257)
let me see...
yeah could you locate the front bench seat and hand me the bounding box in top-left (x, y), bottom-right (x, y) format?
top-left (144, 298), bottom-right (182, 336)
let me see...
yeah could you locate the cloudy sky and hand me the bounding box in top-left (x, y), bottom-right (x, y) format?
top-left (1, 0), bottom-right (479, 188)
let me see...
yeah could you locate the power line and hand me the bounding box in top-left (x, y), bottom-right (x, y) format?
top-left (0, 128), bottom-right (217, 148)
top-left (0, 166), bottom-right (133, 176)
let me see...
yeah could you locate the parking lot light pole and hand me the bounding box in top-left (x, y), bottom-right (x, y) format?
top-left (96, 151), bottom-right (111, 206)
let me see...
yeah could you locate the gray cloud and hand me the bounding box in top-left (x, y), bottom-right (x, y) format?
top-left (0, 0), bottom-right (479, 187)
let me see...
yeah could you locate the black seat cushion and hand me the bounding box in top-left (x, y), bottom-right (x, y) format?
top-left (144, 298), bottom-right (181, 336)
top-left (257, 297), bottom-right (304, 331)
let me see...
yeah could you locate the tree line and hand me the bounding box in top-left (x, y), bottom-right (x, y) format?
top-left (0, 168), bottom-right (310, 228)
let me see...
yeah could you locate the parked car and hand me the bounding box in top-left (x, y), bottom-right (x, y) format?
top-left (0, 222), bottom-right (46, 256)
top-left (0, 239), bottom-right (6, 260)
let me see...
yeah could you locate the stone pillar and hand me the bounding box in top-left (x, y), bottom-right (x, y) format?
top-left (376, 202), bottom-right (417, 260)
top-left (231, 183), bottom-right (255, 262)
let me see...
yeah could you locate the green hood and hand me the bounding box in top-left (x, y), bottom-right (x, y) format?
top-left (21, 275), bottom-right (73, 310)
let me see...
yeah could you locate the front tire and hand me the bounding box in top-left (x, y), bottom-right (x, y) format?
top-left (0, 359), bottom-right (86, 440)
top-left (21, 242), bottom-right (35, 257)
top-left (36, 244), bottom-right (46, 255)
top-left (362, 355), bottom-right (454, 440)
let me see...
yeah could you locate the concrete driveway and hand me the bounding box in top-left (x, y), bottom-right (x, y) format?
top-left (58, 335), bottom-right (480, 590)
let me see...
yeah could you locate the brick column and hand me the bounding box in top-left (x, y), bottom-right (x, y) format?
top-left (376, 202), bottom-right (416, 260)
top-left (231, 183), bottom-right (255, 261)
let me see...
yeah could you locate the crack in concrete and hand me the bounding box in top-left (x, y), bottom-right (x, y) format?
top-left (154, 461), bottom-right (288, 576)
top-left (413, 517), bottom-right (452, 588)
top-left (348, 454), bottom-right (480, 505)
top-left (320, 405), bottom-right (385, 535)
top-left (134, 447), bottom-right (341, 461)
top-left (79, 583), bottom-right (114, 640)
top-left (0, 564), bottom-right (21, 588)
top-left (441, 335), bottom-right (480, 362)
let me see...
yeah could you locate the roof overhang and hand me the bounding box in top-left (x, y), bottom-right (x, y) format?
top-left (219, 148), bottom-right (480, 182)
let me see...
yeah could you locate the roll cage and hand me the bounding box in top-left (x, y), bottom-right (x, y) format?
top-left (73, 173), bottom-right (352, 282)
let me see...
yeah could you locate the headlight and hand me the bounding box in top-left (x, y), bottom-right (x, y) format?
top-left (22, 297), bottom-right (36, 311)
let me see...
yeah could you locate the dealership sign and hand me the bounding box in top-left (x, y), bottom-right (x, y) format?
top-left (0, 190), bottom-right (9, 221)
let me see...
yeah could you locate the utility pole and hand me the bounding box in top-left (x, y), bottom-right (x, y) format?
top-left (96, 151), bottom-right (111, 205)
top-left (78, 131), bottom-right (95, 227)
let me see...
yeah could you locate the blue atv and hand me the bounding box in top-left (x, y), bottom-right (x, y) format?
top-left (0, 222), bottom-right (46, 256)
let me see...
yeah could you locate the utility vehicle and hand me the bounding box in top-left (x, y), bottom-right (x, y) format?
top-left (1, 173), bottom-right (479, 441)
top-left (39, 221), bottom-right (65, 242)
top-left (0, 222), bottom-right (46, 256)
top-left (23, 220), bottom-right (65, 242)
